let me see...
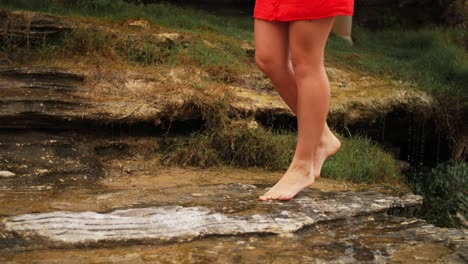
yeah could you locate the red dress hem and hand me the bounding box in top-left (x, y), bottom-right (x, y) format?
top-left (253, 0), bottom-right (354, 22)
top-left (252, 12), bottom-right (354, 22)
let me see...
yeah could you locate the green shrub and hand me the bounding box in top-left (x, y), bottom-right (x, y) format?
top-left (409, 162), bottom-right (467, 227)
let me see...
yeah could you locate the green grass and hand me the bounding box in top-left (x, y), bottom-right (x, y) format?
top-left (5, 24), bottom-right (250, 81)
top-left (161, 97), bottom-right (296, 170)
top-left (163, 128), bottom-right (403, 184)
top-left (327, 27), bottom-right (467, 107)
top-left (6, 27), bottom-right (115, 66)
top-left (174, 36), bottom-right (249, 81)
top-left (3, 1), bottom-right (465, 103)
top-left (162, 127), bottom-right (296, 170)
top-left (322, 136), bottom-right (402, 183)
top-left (118, 33), bottom-right (175, 66)
top-left (2, 1), bottom-right (252, 79)
top-left (162, 97), bottom-right (403, 184)
top-left (0, 0), bottom-right (254, 40)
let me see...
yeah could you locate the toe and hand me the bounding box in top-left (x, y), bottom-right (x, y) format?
top-left (270, 193), bottom-right (281, 200)
top-left (278, 194), bottom-right (293, 201)
top-left (258, 193), bottom-right (273, 201)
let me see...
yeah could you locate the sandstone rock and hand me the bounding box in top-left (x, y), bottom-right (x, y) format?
top-left (2, 214), bottom-right (466, 263)
top-left (155, 32), bottom-right (184, 45)
top-left (3, 191), bottom-right (422, 244)
top-left (0, 63), bottom-right (444, 166)
top-left (125, 19), bottom-right (151, 29)
top-left (0, 10), bottom-right (74, 44)
top-left (0, 130), bottom-right (464, 262)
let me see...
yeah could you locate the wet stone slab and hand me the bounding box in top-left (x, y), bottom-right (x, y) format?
top-left (1, 214), bottom-right (466, 264)
top-left (0, 131), bottom-right (465, 263)
top-left (2, 191), bottom-right (422, 245)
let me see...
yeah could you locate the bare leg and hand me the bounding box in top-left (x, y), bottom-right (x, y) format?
top-left (254, 19), bottom-right (340, 182)
top-left (254, 19), bottom-right (296, 111)
top-left (259, 17), bottom-right (336, 201)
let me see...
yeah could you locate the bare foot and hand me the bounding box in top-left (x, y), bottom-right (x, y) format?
top-left (313, 132), bottom-right (341, 179)
top-left (258, 161), bottom-right (315, 201)
top-left (258, 131), bottom-right (340, 202)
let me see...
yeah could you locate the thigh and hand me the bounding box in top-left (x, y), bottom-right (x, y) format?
top-left (288, 18), bottom-right (335, 68)
top-left (254, 19), bottom-right (290, 64)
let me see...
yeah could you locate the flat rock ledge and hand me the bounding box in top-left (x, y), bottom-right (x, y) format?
top-left (3, 191), bottom-right (422, 245)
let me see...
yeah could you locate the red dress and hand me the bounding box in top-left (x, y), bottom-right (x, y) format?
top-left (253, 0), bottom-right (354, 21)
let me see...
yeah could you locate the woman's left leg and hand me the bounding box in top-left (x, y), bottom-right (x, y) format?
top-left (259, 17), bottom-right (336, 201)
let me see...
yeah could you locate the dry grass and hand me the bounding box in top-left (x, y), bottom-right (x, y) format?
top-left (4, 18), bottom-right (253, 84)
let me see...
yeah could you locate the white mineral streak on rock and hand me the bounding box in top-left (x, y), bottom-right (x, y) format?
top-left (0, 170), bottom-right (15, 177)
top-left (295, 193), bottom-right (422, 218)
top-left (3, 191), bottom-right (423, 244)
top-left (4, 206), bottom-right (313, 243)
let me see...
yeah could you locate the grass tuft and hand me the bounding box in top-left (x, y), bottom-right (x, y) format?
top-left (162, 98), bottom-right (295, 170)
top-left (322, 136), bottom-right (403, 183)
top-left (162, 97), bottom-right (403, 184)
top-left (118, 34), bottom-right (175, 66)
top-left (173, 36), bottom-right (248, 82)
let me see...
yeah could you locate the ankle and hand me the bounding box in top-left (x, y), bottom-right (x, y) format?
top-left (289, 160), bottom-right (314, 176)
top-left (320, 131), bottom-right (339, 144)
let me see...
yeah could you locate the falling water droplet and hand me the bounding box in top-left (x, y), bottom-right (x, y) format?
top-left (436, 130), bottom-right (441, 164)
top-left (419, 120), bottom-right (425, 167)
top-left (407, 117), bottom-right (412, 163)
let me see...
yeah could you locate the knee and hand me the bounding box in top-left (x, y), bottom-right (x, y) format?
top-left (290, 55), bottom-right (323, 79)
top-left (255, 52), bottom-right (285, 76)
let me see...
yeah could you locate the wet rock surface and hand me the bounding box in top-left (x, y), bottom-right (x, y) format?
top-left (0, 131), bottom-right (466, 263)
top-left (2, 191), bottom-right (422, 244)
top-left (1, 204), bottom-right (467, 263)
top-left (0, 132), bottom-right (104, 187)
top-left (1, 187), bottom-right (466, 264)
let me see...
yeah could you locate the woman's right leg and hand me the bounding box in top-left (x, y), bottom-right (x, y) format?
top-left (254, 19), bottom-right (297, 112)
top-left (254, 19), bottom-right (340, 181)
